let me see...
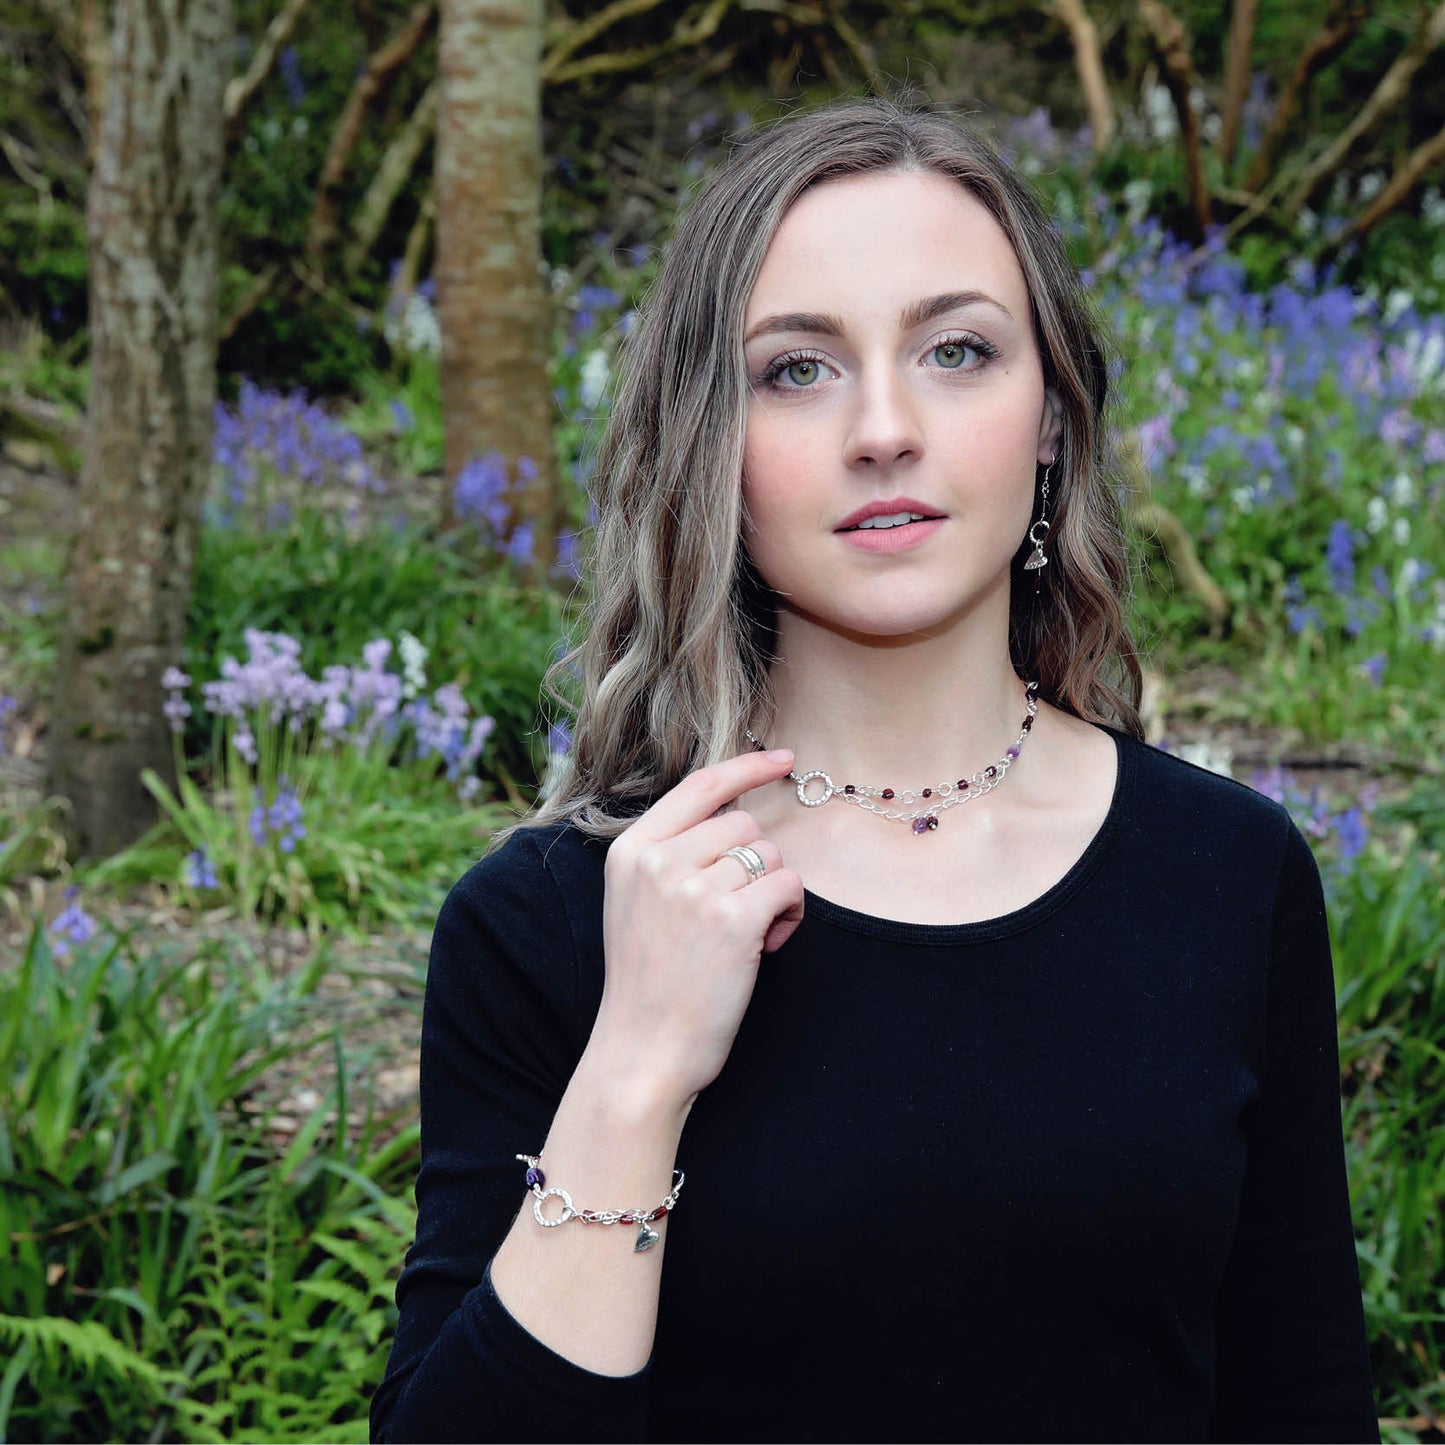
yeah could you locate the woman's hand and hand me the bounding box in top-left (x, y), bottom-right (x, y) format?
top-left (586, 748), bottom-right (805, 1110)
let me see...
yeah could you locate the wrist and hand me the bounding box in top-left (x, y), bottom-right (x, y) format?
top-left (572, 1033), bottom-right (697, 1131)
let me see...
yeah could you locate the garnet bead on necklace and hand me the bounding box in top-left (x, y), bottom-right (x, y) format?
top-left (744, 680), bottom-right (1040, 835)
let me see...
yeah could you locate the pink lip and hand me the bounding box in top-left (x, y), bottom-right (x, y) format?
top-left (840, 517), bottom-right (946, 553)
top-left (835, 496), bottom-right (945, 532)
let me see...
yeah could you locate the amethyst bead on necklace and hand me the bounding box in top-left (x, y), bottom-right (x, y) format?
top-left (744, 680), bottom-right (1040, 836)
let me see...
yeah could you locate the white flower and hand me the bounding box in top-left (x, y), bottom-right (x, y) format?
top-left (1390, 472), bottom-right (1415, 506)
top-left (385, 293), bottom-right (441, 357)
top-left (1298, 209), bottom-right (1318, 238)
top-left (1392, 516), bottom-right (1411, 546)
top-left (1384, 289), bottom-right (1415, 324)
top-left (398, 630), bottom-right (428, 700)
top-left (1402, 557), bottom-right (1428, 587)
top-left (1122, 178), bottom-right (1153, 221)
top-left (1357, 171), bottom-right (1385, 203)
top-left (1284, 425), bottom-right (1306, 452)
top-left (1230, 484), bottom-right (1255, 514)
top-left (1366, 496), bottom-right (1389, 534)
top-left (1423, 186), bottom-right (1445, 229)
top-left (1145, 84), bottom-right (1177, 142)
top-left (1183, 464), bottom-right (1210, 498)
top-left (580, 348), bottom-right (611, 410)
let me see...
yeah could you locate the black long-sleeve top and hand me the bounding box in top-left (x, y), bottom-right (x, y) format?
top-left (371, 728), bottom-right (1378, 1443)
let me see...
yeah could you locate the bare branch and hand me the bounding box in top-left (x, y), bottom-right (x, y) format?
top-left (343, 80), bottom-right (439, 280)
top-left (1138, 0), bottom-right (1212, 235)
top-left (1051, 0), bottom-right (1113, 154)
top-left (304, 1), bottom-right (437, 266)
top-left (219, 263), bottom-right (281, 344)
top-left (1242, 0), bottom-right (1363, 194)
top-left (224, 0), bottom-right (316, 140)
top-left (1285, 1), bottom-right (1445, 220)
top-left (1217, 0), bottom-right (1256, 166)
top-left (826, 3), bottom-right (882, 95)
top-left (542, 0), bottom-right (675, 77)
top-left (1120, 434), bottom-right (1235, 640)
top-left (544, 0), bottom-right (734, 84)
top-left (1337, 119), bottom-right (1445, 244)
top-left (390, 186), bottom-right (436, 306)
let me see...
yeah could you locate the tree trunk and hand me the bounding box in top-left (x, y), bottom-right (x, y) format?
top-left (436, 0), bottom-right (556, 563)
top-left (48, 0), bottom-right (231, 858)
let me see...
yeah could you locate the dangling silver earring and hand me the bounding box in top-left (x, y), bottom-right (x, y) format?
top-left (1023, 464), bottom-right (1052, 582)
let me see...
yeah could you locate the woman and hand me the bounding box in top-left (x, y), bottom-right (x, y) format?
top-left (371, 95), bottom-right (1377, 1443)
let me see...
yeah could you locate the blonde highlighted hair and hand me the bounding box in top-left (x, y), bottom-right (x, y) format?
top-left (515, 92), bottom-right (1143, 842)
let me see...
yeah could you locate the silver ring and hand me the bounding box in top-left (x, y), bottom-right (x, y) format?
top-left (721, 844), bottom-right (767, 885)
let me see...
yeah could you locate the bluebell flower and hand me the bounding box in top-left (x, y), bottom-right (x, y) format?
top-left (51, 895), bottom-right (96, 957)
top-left (506, 522), bottom-right (536, 568)
top-left (1324, 520), bottom-right (1356, 596)
top-left (1333, 808), bottom-right (1368, 864)
top-left (184, 849), bottom-right (219, 890)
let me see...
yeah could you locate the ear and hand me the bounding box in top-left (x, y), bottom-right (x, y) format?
top-left (1037, 387), bottom-right (1063, 465)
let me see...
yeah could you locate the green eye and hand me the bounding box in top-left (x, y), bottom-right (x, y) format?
top-left (935, 342), bottom-right (969, 368)
top-left (786, 359), bottom-right (820, 385)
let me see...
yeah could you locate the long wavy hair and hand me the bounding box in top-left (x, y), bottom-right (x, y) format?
top-left (514, 93), bottom-right (1143, 842)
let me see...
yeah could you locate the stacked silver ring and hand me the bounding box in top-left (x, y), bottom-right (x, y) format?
top-left (721, 843), bottom-right (767, 885)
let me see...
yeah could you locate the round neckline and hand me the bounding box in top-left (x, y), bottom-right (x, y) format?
top-left (798, 725), bottom-right (1135, 946)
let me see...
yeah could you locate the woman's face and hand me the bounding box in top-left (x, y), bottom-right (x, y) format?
top-left (741, 169), bottom-right (1060, 641)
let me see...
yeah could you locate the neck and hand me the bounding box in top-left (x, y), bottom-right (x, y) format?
top-left (756, 594), bottom-right (1034, 790)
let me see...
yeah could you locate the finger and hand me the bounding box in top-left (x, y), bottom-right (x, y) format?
top-left (762, 887), bottom-right (806, 953)
top-left (629, 748), bottom-right (794, 844)
top-left (670, 810), bottom-right (771, 870)
top-left (701, 838), bottom-right (784, 892)
top-left (740, 868), bottom-right (805, 950)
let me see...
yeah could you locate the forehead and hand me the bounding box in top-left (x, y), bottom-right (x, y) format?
top-left (745, 169), bottom-right (1029, 323)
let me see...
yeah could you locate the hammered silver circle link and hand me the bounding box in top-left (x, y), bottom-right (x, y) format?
top-left (795, 769), bottom-right (835, 806)
top-left (533, 1187), bottom-right (576, 1227)
top-left (1028, 519), bottom-right (1051, 546)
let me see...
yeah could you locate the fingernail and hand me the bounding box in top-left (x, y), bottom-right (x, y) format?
top-left (766, 748), bottom-right (793, 762)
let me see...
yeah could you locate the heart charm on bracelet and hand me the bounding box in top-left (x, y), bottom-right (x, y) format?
top-left (635, 1221), bottom-right (661, 1251)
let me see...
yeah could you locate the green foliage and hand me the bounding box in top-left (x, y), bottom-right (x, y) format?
top-left (0, 922), bottom-right (419, 1442)
top-left (1327, 793), bottom-right (1445, 1435)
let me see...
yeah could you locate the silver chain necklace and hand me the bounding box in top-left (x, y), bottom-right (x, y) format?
top-left (745, 680), bottom-right (1039, 835)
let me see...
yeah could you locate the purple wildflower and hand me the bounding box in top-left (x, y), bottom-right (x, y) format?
top-left (1359, 654), bottom-right (1386, 686)
top-left (1333, 808), bottom-right (1368, 864)
top-left (161, 666), bottom-right (193, 734)
top-left (505, 522), bottom-right (536, 568)
top-left (552, 530), bottom-right (581, 581)
top-left (548, 720), bottom-right (573, 757)
top-left (184, 849), bottom-right (219, 890)
top-left (50, 893), bottom-right (96, 957)
top-left (1324, 521), bottom-right (1356, 596)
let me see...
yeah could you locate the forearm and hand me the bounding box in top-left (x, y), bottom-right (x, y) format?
top-left (488, 1040), bottom-right (694, 1377)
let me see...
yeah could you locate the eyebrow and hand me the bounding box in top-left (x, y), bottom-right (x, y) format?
top-left (743, 290), bottom-right (1013, 345)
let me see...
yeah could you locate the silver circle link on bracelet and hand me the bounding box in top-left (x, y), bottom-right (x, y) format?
top-left (721, 843), bottom-right (767, 885)
top-left (533, 1186), bottom-right (576, 1227)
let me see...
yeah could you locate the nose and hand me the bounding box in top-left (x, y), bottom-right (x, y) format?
top-left (843, 364), bottom-right (924, 474)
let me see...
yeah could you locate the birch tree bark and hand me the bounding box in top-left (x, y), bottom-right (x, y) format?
top-left (48, 0), bottom-right (231, 857)
top-left (436, 0), bottom-right (556, 563)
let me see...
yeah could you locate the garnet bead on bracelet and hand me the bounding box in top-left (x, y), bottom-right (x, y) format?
top-left (744, 680), bottom-right (1040, 835)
